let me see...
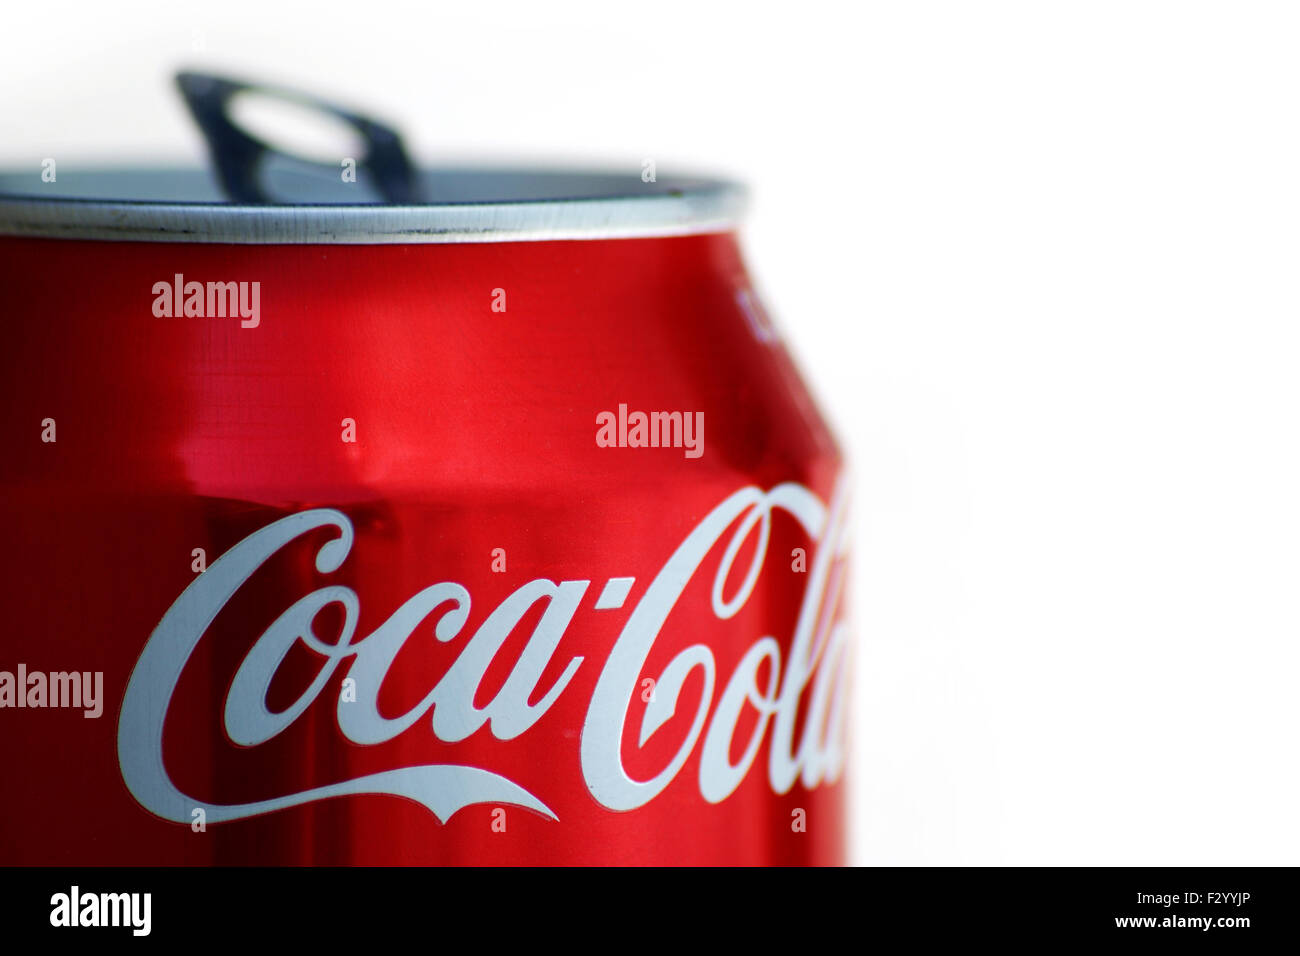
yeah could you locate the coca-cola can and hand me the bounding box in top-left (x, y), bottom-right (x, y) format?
top-left (0, 72), bottom-right (850, 865)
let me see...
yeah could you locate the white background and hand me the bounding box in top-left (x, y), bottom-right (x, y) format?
top-left (4, 1), bottom-right (1298, 865)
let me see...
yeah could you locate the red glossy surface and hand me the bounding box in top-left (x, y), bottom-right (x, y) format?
top-left (0, 234), bottom-right (847, 865)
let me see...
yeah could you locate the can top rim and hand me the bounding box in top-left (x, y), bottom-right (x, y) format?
top-left (0, 165), bottom-right (746, 244)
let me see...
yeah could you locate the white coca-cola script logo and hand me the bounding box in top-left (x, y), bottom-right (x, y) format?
top-left (117, 479), bottom-right (850, 823)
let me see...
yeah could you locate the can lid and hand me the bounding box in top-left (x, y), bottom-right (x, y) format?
top-left (0, 71), bottom-right (745, 244)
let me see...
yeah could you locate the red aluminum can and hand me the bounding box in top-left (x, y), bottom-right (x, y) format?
top-left (0, 73), bottom-right (849, 865)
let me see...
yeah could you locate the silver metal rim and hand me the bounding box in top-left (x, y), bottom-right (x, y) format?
top-left (0, 185), bottom-right (747, 244)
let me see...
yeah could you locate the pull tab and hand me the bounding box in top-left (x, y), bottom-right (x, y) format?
top-left (175, 70), bottom-right (422, 204)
